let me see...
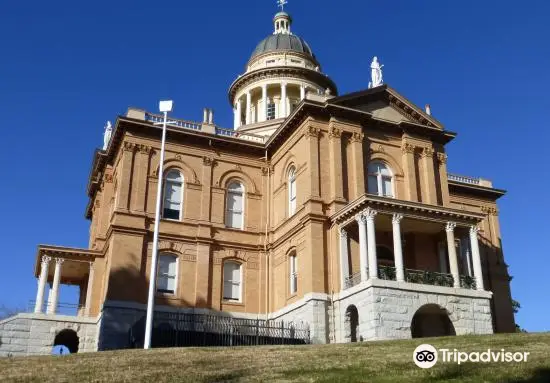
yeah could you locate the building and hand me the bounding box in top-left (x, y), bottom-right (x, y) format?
top-left (0, 7), bottom-right (515, 356)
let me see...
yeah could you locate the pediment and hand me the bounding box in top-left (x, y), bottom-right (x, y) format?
top-left (328, 85), bottom-right (443, 129)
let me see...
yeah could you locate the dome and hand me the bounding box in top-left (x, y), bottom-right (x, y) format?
top-left (250, 34), bottom-right (315, 61)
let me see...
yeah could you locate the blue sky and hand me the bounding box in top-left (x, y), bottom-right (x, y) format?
top-left (0, 0), bottom-right (548, 331)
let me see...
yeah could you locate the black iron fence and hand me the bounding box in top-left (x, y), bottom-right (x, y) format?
top-left (129, 312), bottom-right (310, 348)
top-left (378, 265), bottom-right (476, 290)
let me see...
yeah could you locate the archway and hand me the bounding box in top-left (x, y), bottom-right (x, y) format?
top-left (344, 305), bottom-right (359, 342)
top-left (411, 304), bottom-right (456, 338)
top-left (54, 329), bottom-right (79, 353)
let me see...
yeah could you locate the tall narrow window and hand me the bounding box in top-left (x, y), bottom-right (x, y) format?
top-left (163, 170), bottom-right (183, 220)
top-left (157, 254), bottom-right (177, 294)
top-left (289, 253), bottom-right (298, 294)
top-left (288, 167), bottom-right (297, 216)
top-left (226, 181), bottom-right (244, 229)
top-left (367, 162), bottom-right (394, 198)
top-left (223, 261), bottom-right (242, 301)
top-left (267, 102), bottom-right (276, 120)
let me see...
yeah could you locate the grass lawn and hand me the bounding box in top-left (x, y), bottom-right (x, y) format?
top-left (0, 332), bottom-right (549, 382)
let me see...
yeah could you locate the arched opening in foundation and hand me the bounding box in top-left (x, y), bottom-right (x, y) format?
top-left (345, 305), bottom-right (359, 342)
top-left (411, 304), bottom-right (456, 338)
top-left (54, 329), bottom-right (79, 353)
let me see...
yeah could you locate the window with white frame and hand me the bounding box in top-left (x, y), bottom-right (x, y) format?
top-left (267, 102), bottom-right (276, 120)
top-left (157, 254), bottom-right (177, 294)
top-left (288, 167), bottom-right (297, 216)
top-left (223, 261), bottom-right (242, 301)
top-left (367, 161), bottom-right (394, 197)
top-left (289, 252), bottom-right (298, 294)
top-left (163, 169), bottom-right (184, 220)
top-left (225, 181), bottom-right (244, 229)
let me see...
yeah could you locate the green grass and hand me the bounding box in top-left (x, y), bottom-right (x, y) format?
top-left (1, 333), bottom-right (549, 382)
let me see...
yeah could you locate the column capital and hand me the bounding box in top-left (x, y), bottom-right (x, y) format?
top-left (350, 132), bottom-right (364, 143)
top-left (54, 258), bottom-right (65, 266)
top-left (355, 213), bottom-right (367, 225)
top-left (41, 255), bottom-right (52, 265)
top-left (469, 225), bottom-right (480, 235)
top-left (392, 213), bottom-right (404, 224)
top-left (445, 222), bottom-right (456, 232)
top-left (401, 142), bottom-right (415, 154)
top-left (420, 147), bottom-right (435, 158)
top-left (437, 152), bottom-right (448, 164)
top-left (364, 207), bottom-right (377, 221)
top-left (340, 228), bottom-right (348, 238)
top-left (328, 126), bottom-right (342, 139)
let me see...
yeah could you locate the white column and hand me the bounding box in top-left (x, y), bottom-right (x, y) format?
top-left (85, 262), bottom-right (95, 316)
top-left (392, 213), bottom-right (405, 282)
top-left (464, 236), bottom-right (473, 277)
top-left (261, 84), bottom-right (268, 122)
top-left (356, 214), bottom-right (368, 282)
top-left (235, 99), bottom-right (242, 129)
top-left (47, 258), bottom-right (64, 314)
top-left (281, 82), bottom-right (287, 118)
top-left (340, 228), bottom-right (350, 290)
top-left (365, 208), bottom-right (378, 279)
top-left (470, 225), bottom-right (484, 290)
top-left (245, 91), bottom-right (251, 125)
top-left (34, 256), bottom-right (51, 313)
top-left (300, 84), bottom-right (306, 100)
top-left (445, 222), bottom-right (460, 288)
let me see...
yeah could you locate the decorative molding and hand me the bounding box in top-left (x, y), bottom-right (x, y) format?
top-left (104, 174), bottom-right (114, 184)
top-left (175, 154), bottom-right (183, 161)
top-left (392, 213), bottom-right (404, 225)
top-left (328, 126), bottom-right (342, 139)
top-left (389, 94), bottom-right (434, 127)
top-left (136, 144), bottom-right (153, 154)
top-left (340, 228), bottom-right (348, 238)
top-left (355, 213), bottom-right (367, 225)
top-left (401, 142), bottom-right (415, 154)
top-left (420, 147), bottom-right (435, 158)
top-left (481, 206), bottom-right (499, 216)
top-left (445, 222), bottom-right (457, 232)
top-left (349, 132), bottom-right (364, 143)
top-left (41, 256), bottom-right (52, 265)
top-left (235, 164), bottom-right (242, 171)
top-left (122, 142), bottom-right (136, 152)
top-left (437, 152), bottom-right (448, 164)
top-left (363, 207), bottom-right (377, 221)
top-left (303, 126), bottom-right (321, 138)
top-left (202, 156), bottom-right (216, 167)
top-left (261, 167), bottom-right (270, 176)
top-left (54, 258), bottom-right (65, 265)
top-left (470, 225), bottom-right (481, 235)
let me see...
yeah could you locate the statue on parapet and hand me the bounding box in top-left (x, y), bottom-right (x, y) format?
top-left (103, 121), bottom-right (112, 150)
top-left (369, 56), bottom-right (384, 88)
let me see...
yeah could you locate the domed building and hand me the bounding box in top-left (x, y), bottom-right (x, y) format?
top-left (0, 5), bottom-right (515, 356)
top-left (229, 11), bottom-right (337, 135)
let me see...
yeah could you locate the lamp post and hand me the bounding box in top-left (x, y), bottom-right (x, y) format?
top-left (144, 100), bottom-right (173, 349)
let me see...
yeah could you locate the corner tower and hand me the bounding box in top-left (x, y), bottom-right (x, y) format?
top-left (228, 8), bottom-right (337, 136)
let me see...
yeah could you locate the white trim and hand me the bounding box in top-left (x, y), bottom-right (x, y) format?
top-left (225, 180), bottom-right (245, 230)
top-left (289, 253), bottom-right (298, 295)
top-left (156, 253), bottom-right (179, 296)
top-left (222, 260), bottom-right (243, 303)
top-left (288, 166), bottom-right (297, 216)
top-left (162, 169), bottom-right (184, 221)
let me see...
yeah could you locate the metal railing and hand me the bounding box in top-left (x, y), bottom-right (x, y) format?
top-left (344, 270), bottom-right (363, 289)
top-left (215, 127), bottom-right (266, 143)
top-left (128, 312), bottom-right (310, 348)
top-left (460, 275), bottom-right (477, 289)
top-left (145, 113), bottom-right (202, 131)
top-left (378, 265), bottom-right (397, 281)
top-left (27, 300), bottom-right (86, 317)
top-left (448, 173), bottom-right (481, 185)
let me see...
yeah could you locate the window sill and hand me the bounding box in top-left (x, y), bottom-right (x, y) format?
top-left (222, 300), bottom-right (244, 307)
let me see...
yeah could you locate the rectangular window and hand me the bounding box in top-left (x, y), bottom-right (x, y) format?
top-left (223, 262), bottom-right (242, 301)
top-left (157, 255), bottom-right (177, 294)
top-left (290, 255), bottom-right (297, 294)
top-left (267, 103), bottom-right (276, 120)
top-left (226, 192), bottom-right (243, 229)
top-left (289, 179), bottom-right (296, 215)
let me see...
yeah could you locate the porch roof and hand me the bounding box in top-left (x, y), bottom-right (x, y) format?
top-left (34, 245), bottom-right (103, 284)
top-left (331, 194), bottom-right (486, 227)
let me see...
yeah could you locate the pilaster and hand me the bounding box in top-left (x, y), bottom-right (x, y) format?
top-left (116, 142), bottom-right (135, 210)
top-left (328, 125), bottom-right (344, 202)
top-left (200, 156), bottom-right (216, 221)
top-left (131, 145), bottom-right (153, 212)
top-left (437, 152), bottom-right (450, 206)
top-left (350, 132), bottom-right (365, 200)
top-left (194, 242), bottom-right (212, 307)
top-left (303, 125), bottom-right (321, 199)
top-left (420, 147), bottom-right (438, 205)
top-left (401, 142), bottom-right (418, 202)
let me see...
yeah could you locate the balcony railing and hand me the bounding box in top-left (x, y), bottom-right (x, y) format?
top-left (344, 270), bottom-right (363, 289)
top-left (344, 266), bottom-right (477, 291)
top-left (27, 300), bottom-right (86, 317)
top-left (215, 127), bottom-right (266, 143)
top-left (448, 173), bottom-right (481, 185)
top-left (145, 113), bottom-right (202, 131)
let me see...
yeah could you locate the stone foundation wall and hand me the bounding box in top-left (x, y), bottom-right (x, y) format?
top-left (0, 313), bottom-right (99, 357)
top-left (333, 279), bottom-right (494, 343)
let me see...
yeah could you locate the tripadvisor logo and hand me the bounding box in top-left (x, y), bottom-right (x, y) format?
top-left (413, 344), bottom-right (530, 369)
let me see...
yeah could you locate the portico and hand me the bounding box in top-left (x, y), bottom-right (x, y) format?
top-left (334, 194), bottom-right (486, 293)
top-left (33, 246), bottom-right (102, 317)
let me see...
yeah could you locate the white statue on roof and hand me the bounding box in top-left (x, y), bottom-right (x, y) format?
top-left (103, 121), bottom-right (112, 150)
top-left (370, 56), bottom-right (384, 88)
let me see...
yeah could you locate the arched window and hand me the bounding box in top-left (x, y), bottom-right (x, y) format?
top-left (289, 252), bottom-right (298, 294)
top-left (223, 261), bottom-right (242, 301)
top-left (163, 169), bottom-right (184, 220)
top-left (288, 167), bottom-right (297, 216)
top-left (367, 161), bottom-right (394, 198)
top-left (225, 181), bottom-right (244, 229)
top-left (157, 254), bottom-right (178, 295)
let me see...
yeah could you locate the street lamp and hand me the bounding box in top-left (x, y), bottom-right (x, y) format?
top-left (144, 100), bottom-right (173, 349)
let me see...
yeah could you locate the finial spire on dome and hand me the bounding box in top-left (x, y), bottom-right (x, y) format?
top-left (274, 1), bottom-right (292, 34)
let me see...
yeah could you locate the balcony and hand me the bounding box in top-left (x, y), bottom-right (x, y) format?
top-left (344, 266), bottom-right (476, 290)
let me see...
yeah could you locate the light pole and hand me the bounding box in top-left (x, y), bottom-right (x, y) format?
top-left (144, 100), bottom-right (173, 349)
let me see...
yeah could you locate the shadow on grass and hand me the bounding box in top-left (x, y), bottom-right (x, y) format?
top-left (507, 368), bottom-right (550, 383)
